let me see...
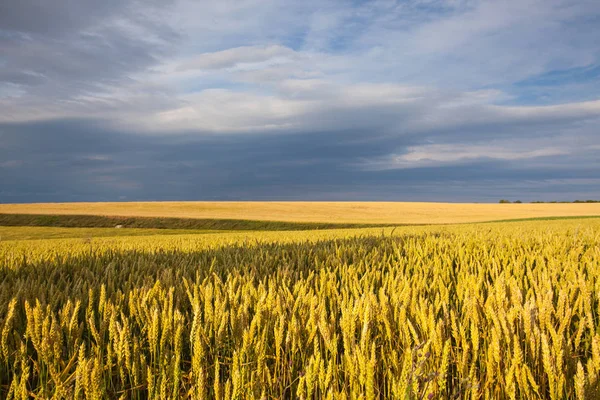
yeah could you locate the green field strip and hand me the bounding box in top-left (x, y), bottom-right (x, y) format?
top-left (0, 213), bottom-right (391, 231)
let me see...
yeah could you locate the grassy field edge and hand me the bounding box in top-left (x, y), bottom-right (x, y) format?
top-left (0, 213), bottom-right (391, 231)
top-left (1, 213), bottom-right (599, 235)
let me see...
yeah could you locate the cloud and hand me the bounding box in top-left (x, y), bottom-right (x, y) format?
top-left (137, 86), bottom-right (600, 135)
top-left (0, 0), bottom-right (179, 124)
top-left (352, 0), bottom-right (600, 88)
top-left (0, 160), bottom-right (23, 168)
top-left (361, 144), bottom-right (569, 170)
top-left (176, 45), bottom-right (297, 71)
top-left (1, 0), bottom-right (599, 201)
top-left (1, 112), bottom-right (599, 202)
top-left (0, 0), bottom-right (123, 36)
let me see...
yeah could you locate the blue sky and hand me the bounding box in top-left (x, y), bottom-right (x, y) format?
top-left (1, 0), bottom-right (599, 202)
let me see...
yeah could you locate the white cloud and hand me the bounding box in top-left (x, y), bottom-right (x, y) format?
top-left (176, 45), bottom-right (297, 71)
top-left (3, 75), bottom-right (600, 141)
top-left (353, 0), bottom-right (600, 87)
top-left (362, 144), bottom-right (569, 170)
top-left (137, 83), bottom-right (600, 134)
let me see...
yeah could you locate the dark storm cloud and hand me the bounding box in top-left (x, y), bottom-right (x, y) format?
top-left (0, 119), bottom-right (409, 201)
top-left (0, 0), bottom-right (125, 36)
top-left (0, 0), bottom-right (178, 96)
top-left (0, 0), bottom-right (176, 39)
top-left (1, 119), bottom-right (599, 203)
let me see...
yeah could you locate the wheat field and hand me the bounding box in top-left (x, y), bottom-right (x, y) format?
top-left (1, 218), bottom-right (600, 398)
top-left (1, 201), bottom-right (600, 224)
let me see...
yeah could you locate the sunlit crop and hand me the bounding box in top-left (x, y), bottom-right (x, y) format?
top-left (1, 219), bottom-right (599, 398)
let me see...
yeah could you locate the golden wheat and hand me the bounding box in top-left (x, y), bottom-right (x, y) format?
top-left (0, 219), bottom-right (599, 398)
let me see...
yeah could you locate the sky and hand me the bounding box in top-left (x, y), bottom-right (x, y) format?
top-left (1, 0), bottom-right (599, 202)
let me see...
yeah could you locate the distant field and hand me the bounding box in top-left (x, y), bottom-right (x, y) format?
top-left (1, 201), bottom-right (600, 224)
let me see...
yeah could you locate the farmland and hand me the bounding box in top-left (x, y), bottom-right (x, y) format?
top-left (2, 201), bottom-right (600, 224)
top-left (0, 204), bottom-right (600, 398)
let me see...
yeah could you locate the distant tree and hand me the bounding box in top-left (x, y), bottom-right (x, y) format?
top-left (499, 199), bottom-right (511, 204)
top-left (524, 199), bottom-right (598, 204)
top-left (514, 200), bottom-right (522, 204)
